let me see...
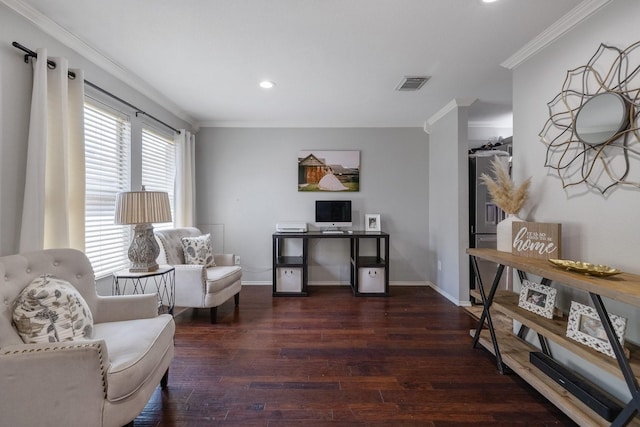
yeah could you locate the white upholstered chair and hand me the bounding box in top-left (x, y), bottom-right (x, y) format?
top-left (0, 248), bottom-right (175, 427)
top-left (155, 227), bottom-right (242, 323)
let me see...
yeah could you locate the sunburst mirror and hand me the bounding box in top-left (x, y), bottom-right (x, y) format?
top-left (539, 41), bottom-right (640, 194)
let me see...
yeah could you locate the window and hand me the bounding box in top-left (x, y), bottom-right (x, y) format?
top-left (84, 101), bottom-right (131, 278)
top-left (142, 127), bottom-right (175, 229)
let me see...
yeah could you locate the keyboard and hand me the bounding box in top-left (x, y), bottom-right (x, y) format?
top-left (321, 230), bottom-right (344, 234)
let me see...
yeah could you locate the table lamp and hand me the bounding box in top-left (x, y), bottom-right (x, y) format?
top-left (114, 186), bottom-right (172, 272)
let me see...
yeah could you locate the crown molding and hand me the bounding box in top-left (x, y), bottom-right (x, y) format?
top-left (501, 0), bottom-right (612, 70)
top-left (424, 98), bottom-right (476, 134)
top-left (2, 0), bottom-right (194, 127)
top-left (197, 120), bottom-right (424, 129)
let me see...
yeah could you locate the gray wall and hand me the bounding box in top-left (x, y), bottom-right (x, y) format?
top-left (513, 0), bottom-right (639, 400)
top-left (0, 4), bottom-right (191, 257)
top-left (428, 105), bottom-right (470, 304)
top-left (514, 0), bottom-right (639, 336)
top-left (195, 127), bottom-right (429, 285)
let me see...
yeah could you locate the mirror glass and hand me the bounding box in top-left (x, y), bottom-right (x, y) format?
top-left (575, 92), bottom-right (628, 145)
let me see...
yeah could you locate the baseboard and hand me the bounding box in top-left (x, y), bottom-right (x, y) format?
top-left (426, 282), bottom-right (471, 307)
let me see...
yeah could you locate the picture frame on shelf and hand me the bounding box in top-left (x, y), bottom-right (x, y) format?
top-left (365, 214), bottom-right (381, 232)
top-left (566, 301), bottom-right (627, 358)
top-left (517, 280), bottom-right (557, 319)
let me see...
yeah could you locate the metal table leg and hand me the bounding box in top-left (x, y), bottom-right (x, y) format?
top-left (470, 256), bottom-right (506, 374)
top-left (590, 293), bottom-right (640, 426)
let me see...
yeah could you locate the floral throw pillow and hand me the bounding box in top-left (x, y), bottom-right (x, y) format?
top-left (181, 234), bottom-right (216, 267)
top-left (13, 275), bottom-right (94, 344)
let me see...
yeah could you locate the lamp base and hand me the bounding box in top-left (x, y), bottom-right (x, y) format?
top-left (129, 264), bottom-right (159, 273)
top-left (128, 223), bottom-right (160, 273)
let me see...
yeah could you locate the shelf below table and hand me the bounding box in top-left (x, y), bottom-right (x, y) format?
top-left (473, 329), bottom-right (638, 427)
top-left (472, 289), bottom-right (640, 383)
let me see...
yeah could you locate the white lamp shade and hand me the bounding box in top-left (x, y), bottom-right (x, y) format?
top-left (114, 190), bottom-right (172, 225)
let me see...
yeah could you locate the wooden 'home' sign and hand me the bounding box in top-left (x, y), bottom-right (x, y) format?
top-left (511, 221), bottom-right (561, 259)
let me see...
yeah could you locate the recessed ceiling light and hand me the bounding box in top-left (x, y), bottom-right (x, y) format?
top-left (482, 0), bottom-right (498, 3)
top-left (259, 80), bottom-right (275, 89)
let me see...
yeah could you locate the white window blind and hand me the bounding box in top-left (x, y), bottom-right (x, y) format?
top-left (142, 127), bottom-right (175, 229)
top-left (84, 101), bottom-right (131, 278)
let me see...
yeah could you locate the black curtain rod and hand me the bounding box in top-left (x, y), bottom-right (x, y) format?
top-left (12, 41), bottom-right (181, 135)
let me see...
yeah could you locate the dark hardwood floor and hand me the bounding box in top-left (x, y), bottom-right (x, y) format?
top-left (135, 285), bottom-right (576, 426)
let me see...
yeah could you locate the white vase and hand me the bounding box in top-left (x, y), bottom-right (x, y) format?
top-left (496, 214), bottom-right (522, 252)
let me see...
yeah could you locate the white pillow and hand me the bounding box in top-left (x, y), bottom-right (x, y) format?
top-left (181, 234), bottom-right (216, 267)
top-left (13, 275), bottom-right (94, 344)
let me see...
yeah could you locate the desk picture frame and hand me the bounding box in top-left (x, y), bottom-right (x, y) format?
top-left (365, 214), bottom-right (381, 232)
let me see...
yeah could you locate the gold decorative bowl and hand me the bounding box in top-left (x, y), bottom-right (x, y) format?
top-left (548, 259), bottom-right (622, 277)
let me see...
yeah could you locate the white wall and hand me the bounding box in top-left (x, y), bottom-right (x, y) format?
top-left (0, 4), bottom-right (191, 257)
top-left (428, 104), bottom-right (470, 305)
top-left (195, 127), bottom-right (430, 285)
top-left (513, 0), bottom-right (639, 400)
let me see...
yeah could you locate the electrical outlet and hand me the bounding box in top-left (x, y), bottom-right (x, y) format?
top-left (437, 260), bottom-right (442, 271)
top-left (234, 256), bottom-right (241, 265)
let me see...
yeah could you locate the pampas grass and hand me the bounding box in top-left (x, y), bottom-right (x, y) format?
top-left (480, 156), bottom-right (531, 215)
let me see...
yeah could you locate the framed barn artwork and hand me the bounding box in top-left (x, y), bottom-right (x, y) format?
top-left (298, 150), bottom-right (360, 192)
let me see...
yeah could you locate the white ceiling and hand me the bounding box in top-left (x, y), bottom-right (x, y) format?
top-left (11, 0), bottom-right (589, 128)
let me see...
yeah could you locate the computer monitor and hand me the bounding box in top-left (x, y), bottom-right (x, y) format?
top-left (314, 200), bottom-right (352, 229)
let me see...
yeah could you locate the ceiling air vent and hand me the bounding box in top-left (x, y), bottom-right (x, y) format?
top-left (396, 76), bottom-right (430, 91)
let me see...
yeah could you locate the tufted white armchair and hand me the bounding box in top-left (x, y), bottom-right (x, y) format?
top-left (155, 227), bottom-right (242, 323)
top-left (0, 248), bottom-right (175, 427)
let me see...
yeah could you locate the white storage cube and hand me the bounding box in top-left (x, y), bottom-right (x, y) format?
top-left (276, 268), bottom-right (302, 292)
top-left (358, 268), bottom-right (385, 293)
